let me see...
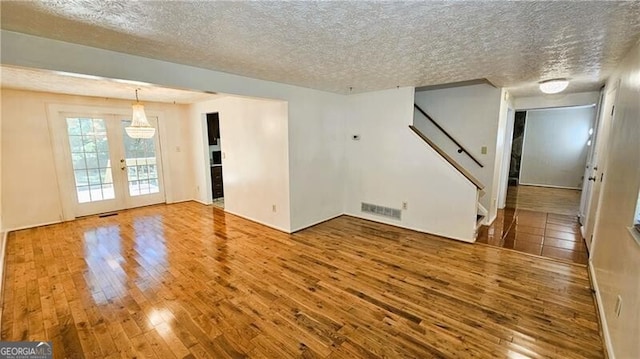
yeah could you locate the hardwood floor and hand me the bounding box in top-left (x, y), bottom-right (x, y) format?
top-left (506, 185), bottom-right (581, 216)
top-left (2, 202), bottom-right (603, 358)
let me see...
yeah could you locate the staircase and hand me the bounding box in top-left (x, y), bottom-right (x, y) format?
top-left (410, 103), bottom-right (487, 241)
top-left (476, 202), bottom-right (488, 236)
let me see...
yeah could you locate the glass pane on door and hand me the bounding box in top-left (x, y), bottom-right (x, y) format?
top-left (66, 118), bottom-right (115, 203)
top-left (121, 120), bottom-right (160, 196)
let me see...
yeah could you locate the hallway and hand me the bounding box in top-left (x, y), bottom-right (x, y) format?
top-left (477, 185), bottom-right (588, 264)
top-left (505, 185), bottom-right (581, 216)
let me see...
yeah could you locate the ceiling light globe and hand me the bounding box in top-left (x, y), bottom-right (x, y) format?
top-left (539, 79), bottom-right (569, 94)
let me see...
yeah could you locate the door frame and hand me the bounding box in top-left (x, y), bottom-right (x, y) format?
top-left (581, 82), bottom-right (620, 253)
top-left (57, 111), bottom-right (128, 217)
top-left (498, 108), bottom-right (516, 208)
top-left (47, 104), bottom-right (169, 220)
top-left (119, 116), bottom-right (166, 209)
top-left (578, 89), bottom-right (604, 226)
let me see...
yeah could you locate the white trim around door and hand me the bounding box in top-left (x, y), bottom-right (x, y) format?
top-left (47, 104), bottom-right (168, 220)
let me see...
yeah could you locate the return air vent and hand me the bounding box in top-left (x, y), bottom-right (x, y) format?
top-left (361, 202), bottom-right (402, 220)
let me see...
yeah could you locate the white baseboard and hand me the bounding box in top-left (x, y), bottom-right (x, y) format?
top-left (166, 199), bottom-right (193, 205)
top-left (518, 183), bottom-right (582, 190)
top-left (290, 213), bottom-right (344, 233)
top-left (5, 220), bottom-right (63, 233)
top-left (221, 209), bottom-right (291, 234)
top-left (485, 213), bottom-right (497, 226)
top-left (192, 199), bottom-right (212, 206)
top-left (588, 260), bottom-right (615, 359)
top-left (344, 212), bottom-right (476, 243)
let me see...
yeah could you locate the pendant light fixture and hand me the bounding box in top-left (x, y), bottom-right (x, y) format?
top-left (126, 89), bottom-right (155, 139)
top-left (539, 79), bottom-right (569, 94)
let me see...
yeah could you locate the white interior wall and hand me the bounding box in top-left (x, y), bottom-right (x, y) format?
top-left (590, 39), bottom-right (640, 359)
top-left (514, 91), bottom-right (600, 110)
top-left (1, 30), bottom-right (346, 233)
top-left (0, 89), bottom-right (192, 230)
top-left (519, 106), bottom-right (594, 189)
top-left (288, 92), bottom-right (347, 231)
top-left (344, 87), bottom-right (478, 242)
top-left (188, 96), bottom-right (291, 232)
top-left (414, 84), bottom-right (503, 222)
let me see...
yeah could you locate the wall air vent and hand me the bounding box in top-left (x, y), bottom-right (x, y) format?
top-left (361, 202), bottom-right (401, 220)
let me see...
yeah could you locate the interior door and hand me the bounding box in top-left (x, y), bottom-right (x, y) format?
top-left (63, 113), bottom-right (165, 217)
top-left (582, 84), bottom-right (618, 252)
top-left (579, 91), bottom-right (604, 227)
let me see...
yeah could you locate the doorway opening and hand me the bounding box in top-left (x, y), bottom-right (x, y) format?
top-left (478, 105), bottom-right (597, 264)
top-left (207, 112), bottom-right (224, 208)
top-left (55, 112), bottom-right (166, 218)
top-left (506, 106), bottom-right (595, 215)
top-left (508, 111), bottom-right (526, 187)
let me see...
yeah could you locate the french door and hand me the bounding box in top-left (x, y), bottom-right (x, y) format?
top-left (62, 113), bottom-right (165, 217)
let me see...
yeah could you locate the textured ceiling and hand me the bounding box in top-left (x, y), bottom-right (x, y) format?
top-left (1, 1), bottom-right (640, 96)
top-left (0, 66), bottom-right (218, 104)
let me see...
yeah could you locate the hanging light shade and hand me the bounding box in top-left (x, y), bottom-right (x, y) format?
top-left (539, 79), bottom-right (569, 94)
top-left (126, 89), bottom-right (155, 139)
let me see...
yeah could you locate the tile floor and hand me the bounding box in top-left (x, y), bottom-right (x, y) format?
top-left (477, 208), bottom-right (588, 265)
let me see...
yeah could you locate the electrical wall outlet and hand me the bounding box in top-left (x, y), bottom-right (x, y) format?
top-left (481, 146), bottom-right (487, 154)
top-left (402, 202), bottom-right (408, 210)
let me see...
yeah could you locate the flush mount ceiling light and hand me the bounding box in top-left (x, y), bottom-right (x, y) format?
top-left (112, 78), bottom-right (152, 87)
top-left (126, 89), bottom-right (156, 139)
top-left (539, 79), bottom-right (569, 94)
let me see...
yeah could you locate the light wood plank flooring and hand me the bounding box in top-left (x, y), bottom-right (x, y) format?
top-left (2, 202), bottom-right (603, 358)
top-left (506, 185), bottom-right (581, 216)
